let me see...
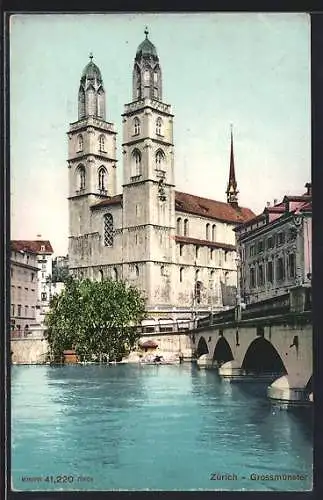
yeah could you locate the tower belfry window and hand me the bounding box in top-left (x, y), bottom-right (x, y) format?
top-left (77, 134), bottom-right (83, 152)
top-left (155, 150), bottom-right (165, 171)
top-left (133, 117), bottom-right (140, 135)
top-left (98, 167), bottom-right (107, 191)
top-left (156, 117), bottom-right (162, 135)
top-left (131, 149), bottom-right (142, 178)
top-left (77, 165), bottom-right (86, 191)
top-left (99, 135), bottom-right (105, 152)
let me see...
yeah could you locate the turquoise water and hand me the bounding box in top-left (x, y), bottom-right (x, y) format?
top-left (11, 364), bottom-right (312, 491)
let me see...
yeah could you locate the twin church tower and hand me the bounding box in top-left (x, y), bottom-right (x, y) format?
top-left (67, 30), bottom-right (252, 321)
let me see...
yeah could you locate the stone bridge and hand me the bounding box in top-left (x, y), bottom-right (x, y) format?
top-left (191, 286), bottom-right (312, 407)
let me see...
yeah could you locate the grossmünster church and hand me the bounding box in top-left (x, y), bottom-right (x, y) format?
top-left (68, 29), bottom-right (255, 327)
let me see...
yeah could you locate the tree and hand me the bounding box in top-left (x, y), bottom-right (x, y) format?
top-left (51, 265), bottom-right (69, 283)
top-left (45, 277), bottom-right (146, 362)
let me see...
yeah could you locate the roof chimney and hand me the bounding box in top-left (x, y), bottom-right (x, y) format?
top-left (266, 201), bottom-right (270, 207)
top-left (273, 199), bottom-right (278, 205)
top-left (305, 182), bottom-right (312, 196)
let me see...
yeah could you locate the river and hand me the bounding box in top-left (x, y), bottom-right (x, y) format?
top-left (11, 364), bottom-right (313, 491)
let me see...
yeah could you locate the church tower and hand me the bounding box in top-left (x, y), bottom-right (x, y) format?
top-left (68, 54), bottom-right (117, 271)
top-left (122, 29), bottom-right (176, 308)
top-left (226, 125), bottom-right (239, 207)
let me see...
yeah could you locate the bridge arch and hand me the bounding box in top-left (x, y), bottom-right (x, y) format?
top-left (212, 337), bottom-right (234, 366)
top-left (241, 337), bottom-right (287, 375)
top-left (196, 336), bottom-right (209, 357)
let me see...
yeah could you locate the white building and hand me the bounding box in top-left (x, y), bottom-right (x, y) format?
top-left (68, 31), bottom-right (254, 324)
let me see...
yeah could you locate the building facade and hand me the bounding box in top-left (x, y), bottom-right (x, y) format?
top-left (68, 31), bottom-right (254, 324)
top-left (11, 240), bottom-right (54, 326)
top-left (11, 243), bottom-right (39, 334)
top-left (235, 183), bottom-right (312, 305)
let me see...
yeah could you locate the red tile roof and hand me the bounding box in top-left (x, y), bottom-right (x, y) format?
top-left (11, 240), bottom-right (54, 254)
top-left (91, 191), bottom-right (255, 223)
top-left (91, 194), bottom-right (123, 209)
top-left (175, 235), bottom-right (235, 251)
top-left (175, 191), bottom-right (255, 223)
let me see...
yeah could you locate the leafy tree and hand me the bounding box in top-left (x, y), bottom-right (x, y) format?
top-left (45, 277), bottom-right (146, 362)
top-left (51, 265), bottom-right (70, 283)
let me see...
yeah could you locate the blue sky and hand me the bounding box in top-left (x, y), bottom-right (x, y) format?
top-left (10, 13), bottom-right (310, 256)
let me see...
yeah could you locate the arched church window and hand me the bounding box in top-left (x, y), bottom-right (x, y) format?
top-left (133, 117), bottom-right (140, 135)
top-left (99, 134), bottom-right (105, 152)
top-left (212, 224), bottom-right (216, 242)
top-left (99, 269), bottom-right (103, 282)
top-left (156, 117), bottom-right (163, 135)
top-left (176, 217), bottom-right (182, 235)
top-left (131, 149), bottom-right (142, 178)
top-left (103, 213), bottom-right (114, 247)
top-left (77, 165), bottom-right (86, 190)
top-left (179, 267), bottom-right (184, 283)
top-left (98, 167), bottom-right (107, 191)
top-left (77, 134), bottom-right (83, 152)
top-left (184, 219), bottom-right (189, 236)
top-left (155, 150), bottom-right (165, 170)
top-left (206, 223), bottom-right (210, 240)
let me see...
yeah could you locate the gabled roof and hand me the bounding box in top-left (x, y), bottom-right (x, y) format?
top-left (175, 191), bottom-right (255, 223)
top-left (90, 191), bottom-right (255, 224)
top-left (11, 240), bottom-right (54, 254)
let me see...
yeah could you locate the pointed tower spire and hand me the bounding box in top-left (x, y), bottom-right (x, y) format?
top-left (226, 124), bottom-right (239, 206)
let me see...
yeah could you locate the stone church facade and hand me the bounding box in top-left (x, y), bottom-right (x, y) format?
top-left (68, 30), bottom-right (254, 325)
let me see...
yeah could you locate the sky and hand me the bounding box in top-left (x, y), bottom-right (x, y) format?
top-left (10, 13), bottom-right (311, 257)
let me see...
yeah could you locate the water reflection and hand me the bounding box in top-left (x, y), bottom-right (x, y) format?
top-left (11, 364), bottom-right (313, 491)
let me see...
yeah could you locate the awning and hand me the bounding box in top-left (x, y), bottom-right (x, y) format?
top-left (139, 340), bottom-right (158, 348)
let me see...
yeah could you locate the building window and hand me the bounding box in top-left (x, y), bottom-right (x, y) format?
top-left (195, 269), bottom-right (200, 282)
top-left (135, 265), bottom-right (139, 277)
top-left (156, 117), bottom-right (162, 135)
top-left (98, 167), bottom-right (107, 191)
top-left (249, 245), bottom-right (255, 257)
top-left (224, 251), bottom-right (228, 262)
top-left (258, 264), bottom-right (264, 286)
top-left (99, 269), bottom-right (103, 282)
top-left (40, 245), bottom-right (45, 252)
top-left (288, 227), bottom-right (297, 241)
top-left (31, 273), bottom-right (34, 282)
top-left (104, 213), bottom-right (114, 246)
top-left (161, 265), bottom-right (165, 276)
top-left (206, 223), bottom-right (210, 240)
top-left (195, 246), bottom-right (199, 259)
top-left (176, 217), bottom-right (182, 235)
top-left (277, 232), bottom-right (285, 246)
top-left (184, 219), bottom-right (189, 236)
top-left (288, 253), bottom-right (296, 278)
top-left (17, 305), bottom-right (21, 317)
top-left (210, 248), bottom-right (214, 260)
top-left (99, 134), bottom-right (105, 152)
top-left (267, 236), bottom-right (274, 249)
top-left (42, 264), bottom-right (46, 270)
top-left (250, 267), bottom-right (255, 288)
top-left (179, 244), bottom-right (183, 256)
top-left (131, 149), bottom-right (141, 178)
top-left (11, 304), bottom-right (15, 316)
top-left (77, 134), bottom-right (83, 152)
top-left (25, 305), bottom-right (29, 317)
top-left (77, 165), bottom-right (86, 190)
top-left (257, 240), bottom-right (264, 253)
top-left (276, 257), bottom-right (285, 281)
top-left (212, 224), bottom-right (216, 242)
top-left (41, 292), bottom-right (47, 301)
top-left (180, 267), bottom-right (184, 282)
top-left (133, 117), bottom-right (140, 135)
top-left (195, 281), bottom-right (202, 304)
top-left (267, 261), bottom-right (273, 283)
